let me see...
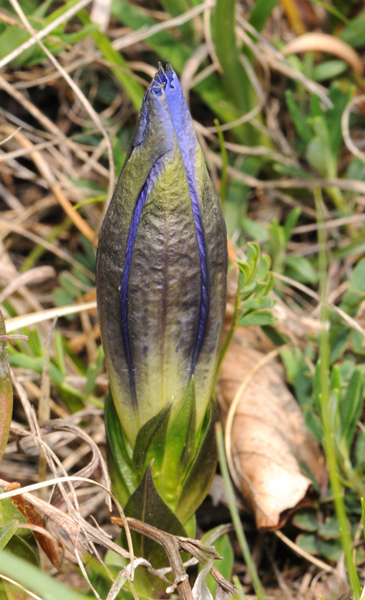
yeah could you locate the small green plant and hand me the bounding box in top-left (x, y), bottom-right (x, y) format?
top-left (286, 84), bottom-right (353, 212)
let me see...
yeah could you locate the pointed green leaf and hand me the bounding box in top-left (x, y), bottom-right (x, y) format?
top-left (176, 402), bottom-right (217, 525)
top-left (341, 369), bottom-right (363, 448)
top-left (286, 90), bottom-right (312, 144)
top-left (124, 464), bottom-right (186, 566)
top-left (105, 392), bottom-right (139, 501)
top-left (160, 378), bottom-right (196, 506)
top-left (327, 83), bottom-right (353, 162)
top-left (133, 402), bottom-right (172, 477)
top-left (283, 208), bottom-right (301, 243)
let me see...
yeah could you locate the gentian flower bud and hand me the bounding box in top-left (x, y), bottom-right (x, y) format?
top-left (96, 62), bottom-right (227, 531)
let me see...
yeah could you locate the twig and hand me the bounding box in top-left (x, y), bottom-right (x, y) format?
top-left (112, 517), bottom-right (193, 600)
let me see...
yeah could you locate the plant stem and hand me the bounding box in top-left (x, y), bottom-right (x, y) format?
top-left (214, 119), bottom-right (228, 213)
top-left (314, 186), bottom-right (361, 599)
top-left (216, 423), bottom-right (266, 600)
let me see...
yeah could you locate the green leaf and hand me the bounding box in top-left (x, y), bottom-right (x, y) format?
top-left (160, 378), bottom-right (196, 506)
top-left (285, 255), bottom-right (318, 285)
top-left (304, 410), bottom-right (323, 443)
top-left (306, 135), bottom-right (328, 178)
top-left (105, 392), bottom-right (139, 505)
top-left (283, 207), bottom-right (301, 243)
top-left (0, 310), bottom-right (13, 464)
top-left (176, 402), bottom-right (217, 525)
top-left (341, 369), bottom-right (363, 448)
top-left (249, 0), bottom-right (279, 32)
top-left (133, 402), bottom-right (172, 477)
top-left (312, 60), bottom-right (348, 82)
top-left (286, 90), bottom-right (312, 144)
top-left (318, 517), bottom-right (341, 540)
top-left (296, 533), bottom-right (319, 555)
top-left (327, 83), bottom-right (353, 163)
top-left (85, 345), bottom-right (104, 396)
top-left (124, 464), bottom-right (186, 566)
top-left (238, 309), bottom-right (276, 327)
top-left (213, 0), bottom-right (254, 115)
top-left (0, 520), bottom-right (19, 550)
top-left (8, 353), bottom-right (63, 385)
top-left (318, 538), bottom-right (342, 562)
top-left (241, 297), bottom-right (275, 311)
top-left (292, 510), bottom-right (318, 532)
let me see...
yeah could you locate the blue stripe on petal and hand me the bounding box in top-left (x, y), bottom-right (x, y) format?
top-left (151, 63), bottom-right (209, 373)
top-left (120, 159), bottom-right (163, 407)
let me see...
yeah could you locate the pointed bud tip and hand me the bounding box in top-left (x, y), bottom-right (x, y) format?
top-left (151, 61), bottom-right (176, 96)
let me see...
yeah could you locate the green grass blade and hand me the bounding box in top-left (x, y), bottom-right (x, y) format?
top-left (314, 187), bottom-right (361, 599)
top-left (216, 423), bottom-right (266, 600)
top-left (213, 0), bottom-right (252, 113)
top-left (0, 551), bottom-right (87, 600)
top-left (249, 0), bottom-right (279, 32)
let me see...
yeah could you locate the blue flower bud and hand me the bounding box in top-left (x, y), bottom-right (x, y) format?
top-left (96, 62), bottom-right (227, 447)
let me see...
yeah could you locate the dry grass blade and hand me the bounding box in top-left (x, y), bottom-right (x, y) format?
top-left (0, 476), bottom-right (133, 559)
top-left (0, 266), bottom-right (56, 304)
top-left (2, 125), bottom-right (95, 241)
top-left (342, 94), bottom-right (365, 164)
top-left (5, 301), bottom-right (97, 332)
top-left (0, 219), bottom-right (95, 277)
top-left (7, 0), bottom-right (115, 207)
top-left (113, 0), bottom-right (216, 52)
top-left (282, 33), bottom-right (363, 75)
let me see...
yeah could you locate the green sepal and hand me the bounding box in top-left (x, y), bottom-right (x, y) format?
top-left (133, 402), bottom-right (172, 477)
top-left (105, 391), bottom-right (139, 501)
top-left (124, 463), bottom-right (186, 566)
top-left (106, 446), bottom-right (134, 508)
top-left (176, 400), bottom-right (217, 525)
top-left (159, 378), bottom-right (196, 506)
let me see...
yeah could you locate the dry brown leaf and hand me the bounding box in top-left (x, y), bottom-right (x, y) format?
top-left (282, 33), bottom-right (363, 75)
top-left (217, 328), bottom-right (324, 531)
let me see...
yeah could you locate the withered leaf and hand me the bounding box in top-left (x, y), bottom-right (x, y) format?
top-left (217, 328), bottom-right (324, 530)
